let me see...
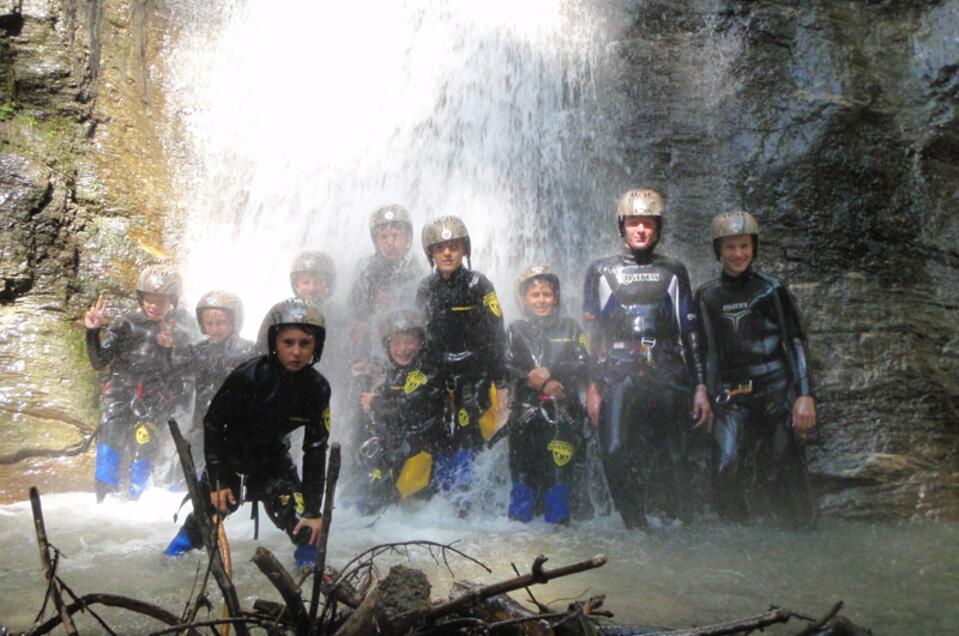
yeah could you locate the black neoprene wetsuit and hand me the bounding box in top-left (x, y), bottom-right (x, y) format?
top-left (415, 266), bottom-right (507, 452)
top-left (176, 354), bottom-right (331, 547)
top-left (359, 354), bottom-right (444, 510)
top-left (505, 313), bottom-right (590, 523)
top-left (86, 311), bottom-right (191, 497)
top-left (694, 267), bottom-right (816, 526)
top-left (185, 333), bottom-right (256, 453)
top-left (583, 249), bottom-right (705, 527)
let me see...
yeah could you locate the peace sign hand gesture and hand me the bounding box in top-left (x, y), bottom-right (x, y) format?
top-left (84, 294), bottom-right (108, 330)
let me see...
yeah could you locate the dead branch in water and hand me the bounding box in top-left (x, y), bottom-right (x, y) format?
top-left (28, 593), bottom-right (194, 636)
top-left (310, 442), bottom-right (342, 625)
top-left (428, 554), bottom-right (608, 621)
top-left (168, 418), bottom-right (250, 636)
top-left (29, 486), bottom-right (78, 635)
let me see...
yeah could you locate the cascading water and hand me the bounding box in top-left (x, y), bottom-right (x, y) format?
top-left (163, 0), bottom-right (618, 326)
top-left (1, 2), bottom-right (958, 633)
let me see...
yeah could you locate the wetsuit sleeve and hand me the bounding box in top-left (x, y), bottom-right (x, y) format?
top-left (676, 264), bottom-right (706, 386)
top-left (553, 319), bottom-right (591, 391)
top-left (694, 288), bottom-right (719, 397)
top-left (505, 322), bottom-right (534, 383)
top-left (776, 283), bottom-right (814, 397)
top-left (347, 261), bottom-right (370, 319)
top-left (203, 370), bottom-right (245, 489)
top-left (582, 261), bottom-right (604, 364)
top-left (301, 380), bottom-right (331, 517)
top-left (85, 318), bottom-right (129, 370)
top-left (476, 276), bottom-right (508, 384)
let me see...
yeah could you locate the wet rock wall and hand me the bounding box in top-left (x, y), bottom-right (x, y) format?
top-left (0, 0), bottom-right (174, 499)
top-left (594, 0), bottom-right (959, 519)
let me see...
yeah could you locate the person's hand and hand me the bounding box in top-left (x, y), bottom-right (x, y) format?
top-left (351, 361), bottom-right (370, 376)
top-left (360, 391), bottom-right (376, 412)
top-left (527, 367), bottom-right (550, 390)
top-left (210, 487), bottom-right (236, 515)
top-left (587, 383), bottom-right (602, 429)
top-left (293, 515), bottom-right (323, 545)
top-left (156, 318), bottom-right (176, 348)
top-left (84, 294), bottom-right (107, 329)
top-left (542, 379), bottom-right (565, 399)
top-left (691, 384), bottom-right (713, 432)
top-left (792, 396), bottom-right (816, 437)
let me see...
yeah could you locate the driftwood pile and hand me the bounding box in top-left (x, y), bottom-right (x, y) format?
top-left (18, 420), bottom-right (872, 636)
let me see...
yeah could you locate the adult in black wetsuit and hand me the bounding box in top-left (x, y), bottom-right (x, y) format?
top-left (506, 266), bottom-right (590, 524)
top-left (164, 299), bottom-right (331, 570)
top-left (356, 309), bottom-right (444, 512)
top-left (694, 211), bottom-right (817, 526)
top-left (185, 290), bottom-right (256, 457)
top-left (415, 215), bottom-right (507, 498)
top-left (85, 264), bottom-right (190, 502)
top-left (583, 188), bottom-right (711, 528)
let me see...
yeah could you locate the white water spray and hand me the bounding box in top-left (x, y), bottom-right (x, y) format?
top-left (164, 0), bottom-right (615, 329)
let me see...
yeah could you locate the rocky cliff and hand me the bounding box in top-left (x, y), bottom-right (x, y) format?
top-left (0, 0), bottom-right (174, 499)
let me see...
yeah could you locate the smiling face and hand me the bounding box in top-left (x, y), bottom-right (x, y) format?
top-left (140, 292), bottom-right (173, 321)
top-left (622, 216), bottom-right (658, 251)
top-left (294, 273), bottom-right (331, 304)
top-left (374, 224), bottom-right (412, 261)
top-left (200, 308), bottom-right (233, 344)
top-left (387, 331), bottom-right (421, 367)
top-left (431, 238), bottom-right (466, 278)
top-left (274, 325), bottom-right (317, 372)
top-left (719, 235), bottom-right (754, 277)
top-left (524, 279), bottom-right (557, 318)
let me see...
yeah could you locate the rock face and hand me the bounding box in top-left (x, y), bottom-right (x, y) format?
top-left (0, 0), bottom-right (956, 518)
top-left (0, 0), bottom-right (173, 500)
top-left (589, 0), bottom-right (959, 519)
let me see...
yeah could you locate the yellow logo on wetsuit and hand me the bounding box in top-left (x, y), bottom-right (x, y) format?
top-left (280, 493), bottom-right (306, 513)
top-left (579, 333), bottom-right (590, 354)
top-left (323, 406), bottom-right (331, 432)
top-left (458, 408), bottom-right (470, 427)
top-left (483, 291), bottom-right (502, 317)
top-left (403, 370), bottom-right (428, 394)
top-left (548, 440), bottom-right (574, 466)
top-left (135, 423), bottom-right (150, 445)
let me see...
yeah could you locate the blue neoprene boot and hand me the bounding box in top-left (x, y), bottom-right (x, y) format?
top-left (164, 527), bottom-right (195, 557)
top-left (294, 543), bottom-right (317, 570)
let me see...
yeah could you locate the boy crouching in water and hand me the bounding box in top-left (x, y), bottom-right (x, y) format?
top-left (165, 299), bottom-right (331, 570)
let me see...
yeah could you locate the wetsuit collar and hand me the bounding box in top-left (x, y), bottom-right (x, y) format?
top-left (438, 265), bottom-right (469, 284)
top-left (625, 246), bottom-right (655, 265)
top-left (721, 265), bottom-right (755, 286)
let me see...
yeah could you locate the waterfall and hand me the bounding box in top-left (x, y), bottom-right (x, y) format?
top-left (162, 0), bottom-right (621, 328)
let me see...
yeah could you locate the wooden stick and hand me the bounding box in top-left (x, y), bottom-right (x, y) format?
top-left (427, 554), bottom-right (607, 620)
top-left (641, 607), bottom-right (792, 636)
top-left (218, 519), bottom-right (233, 636)
top-left (29, 487), bottom-right (78, 636)
top-left (168, 419), bottom-right (250, 636)
top-left (309, 443), bottom-right (342, 622)
top-left (792, 601), bottom-right (844, 636)
top-left (28, 593), bottom-right (195, 636)
top-left (252, 547), bottom-right (310, 634)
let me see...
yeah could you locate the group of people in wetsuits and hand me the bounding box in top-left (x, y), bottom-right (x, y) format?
top-left (83, 187), bottom-right (818, 569)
